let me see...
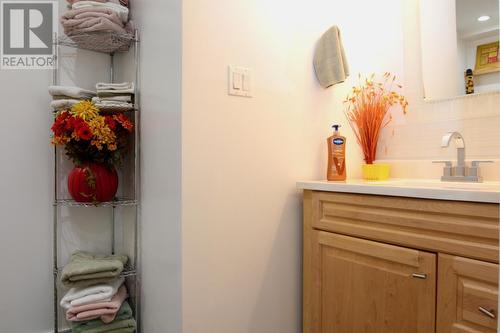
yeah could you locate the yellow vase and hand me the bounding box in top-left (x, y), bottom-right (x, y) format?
top-left (362, 163), bottom-right (390, 181)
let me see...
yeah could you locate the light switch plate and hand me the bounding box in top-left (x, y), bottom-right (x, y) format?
top-left (228, 66), bottom-right (253, 97)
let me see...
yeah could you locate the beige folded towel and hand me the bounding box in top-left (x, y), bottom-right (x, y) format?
top-left (313, 25), bottom-right (350, 88)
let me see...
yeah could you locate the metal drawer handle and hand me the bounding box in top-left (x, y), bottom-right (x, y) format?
top-left (412, 273), bottom-right (427, 279)
top-left (478, 307), bottom-right (496, 319)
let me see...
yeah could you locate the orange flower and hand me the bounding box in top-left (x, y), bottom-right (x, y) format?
top-left (343, 73), bottom-right (408, 164)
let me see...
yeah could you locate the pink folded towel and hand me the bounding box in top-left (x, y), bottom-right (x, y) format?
top-left (66, 0), bottom-right (106, 4)
top-left (64, 16), bottom-right (126, 35)
top-left (61, 11), bottom-right (123, 28)
top-left (66, 285), bottom-right (129, 323)
top-left (61, 8), bottom-right (123, 27)
top-left (67, 0), bottom-right (126, 5)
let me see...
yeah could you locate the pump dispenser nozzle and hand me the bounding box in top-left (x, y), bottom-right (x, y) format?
top-left (332, 124), bottom-right (341, 132)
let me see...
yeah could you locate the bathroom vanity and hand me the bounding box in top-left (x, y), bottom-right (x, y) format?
top-left (298, 180), bottom-right (500, 333)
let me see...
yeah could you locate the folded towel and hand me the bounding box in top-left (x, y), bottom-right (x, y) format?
top-left (71, 302), bottom-right (135, 333)
top-left (67, 285), bottom-right (128, 323)
top-left (64, 16), bottom-right (127, 35)
top-left (61, 277), bottom-right (124, 310)
top-left (49, 86), bottom-right (96, 99)
top-left (96, 82), bottom-right (133, 91)
top-left (61, 7), bottom-right (123, 24)
top-left (72, 1), bottom-right (129, 23)
top-left (51, 99), bottom-right (80, 110)
top-left (61, 8), bottom-right (124, 28)
top-left (61, 251), bottom-right (128, 288)
top-left (67, 0), bottom-right (107, 4)
top-left (313, 25), bottom-right (350, 88)
top-left (97, 89), bottom-right (134, 96)
top-left (92, 97), bottom-right (133, 106)
top-left (94, 95), bottom-right (131, 102)
top-left (77, 319), bottom-right (136, 333)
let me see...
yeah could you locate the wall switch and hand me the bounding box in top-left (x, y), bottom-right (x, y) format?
top-left (229, 66), bottom-right (253, 97)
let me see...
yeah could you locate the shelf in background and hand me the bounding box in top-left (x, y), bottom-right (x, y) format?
top-left (58, 32), bottom-right (136, 54)
top-left (54, 198), bottom-right (138, 207)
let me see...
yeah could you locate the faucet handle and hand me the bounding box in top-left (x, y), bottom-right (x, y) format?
top-left (468, 161), bottom-right (493, 180)
top-left (433, 160), bottom-right (453, 177)
top-left (470, 160), bottom-right (494, 168)
top-left (433, 160), bottom-right (453, 167)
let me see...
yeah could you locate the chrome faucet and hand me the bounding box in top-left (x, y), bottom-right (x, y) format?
top-left (434, 132), bottom-right (493, 182)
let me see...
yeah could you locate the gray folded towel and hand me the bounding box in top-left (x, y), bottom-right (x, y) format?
top-left (313, 26), bottom-right (350, 88)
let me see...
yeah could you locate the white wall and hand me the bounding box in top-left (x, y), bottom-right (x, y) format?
top-left (0, 3), bottom-right (110, 330)
top-left (181, 0), bottom-right (403, 332)
top-left (0, 68), bottom-right (54, 333)
top-left (131, 0), bottom-right (183, 332)
top-left (420, 0), bottom-right (460, 99)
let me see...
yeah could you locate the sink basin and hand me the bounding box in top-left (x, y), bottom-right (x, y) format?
top-left (365, 179), bottom-right (500, 191)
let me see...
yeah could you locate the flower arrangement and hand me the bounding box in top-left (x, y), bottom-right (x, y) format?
top-left (344, 73), bottom-right (408, 164)
top-left (51, 101), bottom-right (134, 167)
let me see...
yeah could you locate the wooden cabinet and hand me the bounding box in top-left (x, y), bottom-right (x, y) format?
top-left (307, 231), bottom-right (436, 332)
top-left (437, 254), bottom-right (498, 333)
top-left (303, 190), bottom-right (500, 333)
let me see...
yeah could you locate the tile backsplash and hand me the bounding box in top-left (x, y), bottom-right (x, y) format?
top-left (379, 91), bottom-right (500, 161)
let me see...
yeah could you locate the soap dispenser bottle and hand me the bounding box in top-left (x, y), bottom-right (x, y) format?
top-left (327, 124), bottom-right (346, 181)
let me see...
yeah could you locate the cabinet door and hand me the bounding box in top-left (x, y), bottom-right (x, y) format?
top-left (437, 254), bottom-right (498, 333)
top-left (304, 230), bottom-right (436, 333)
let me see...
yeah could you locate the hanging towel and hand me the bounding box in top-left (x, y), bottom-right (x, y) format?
top-left (313, 26), bottom-right (350, 88)
top-left (61, 277), bottom-right (125, 310)
top-left (66, 285), bottom-right (129, 323)
top-left (61, 251), bottom-right (128, 288)
top-left (71, 301), bottom-right (136, 333)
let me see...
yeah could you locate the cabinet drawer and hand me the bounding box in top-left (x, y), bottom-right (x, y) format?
top-left (437, 254), bottom-right (498, 332)
top-left (311, 191), bottom-right (499, 263)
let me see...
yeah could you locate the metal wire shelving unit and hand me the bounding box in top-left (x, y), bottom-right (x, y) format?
top-left (51, 30), bottom-right (141, 333)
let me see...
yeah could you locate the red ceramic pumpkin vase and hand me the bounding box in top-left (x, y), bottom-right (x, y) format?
top-left (68, 163), bottom-right (118, 203)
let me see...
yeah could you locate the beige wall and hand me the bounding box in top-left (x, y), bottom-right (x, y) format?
top-left (182, 0), bottom-right (404, 332)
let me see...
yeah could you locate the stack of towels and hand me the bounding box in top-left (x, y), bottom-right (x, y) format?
top-left (60, 251), bottom-right (136, 333)
top-left (49, 85), bottom-right (96, 111)
top-left (92, 82), bottom-right (135, 111)
top-left (60, 0), bottom-right (133, 36)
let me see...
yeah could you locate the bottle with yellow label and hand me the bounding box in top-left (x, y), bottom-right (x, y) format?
top-left (327, 124), bottom-right (346, 181)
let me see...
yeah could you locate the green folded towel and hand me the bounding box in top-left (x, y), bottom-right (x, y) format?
top-left (72, 301), bottom-right (135, 333)
top-left (77, 319), bottom-right (136, 333)
top-left (61, 251), bottom-right (128, 288)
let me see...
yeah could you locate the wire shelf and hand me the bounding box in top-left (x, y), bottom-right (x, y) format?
top-left (58, 32), bottom-right (136, 54)
top-left (54, 198), bottom-right (138, 207)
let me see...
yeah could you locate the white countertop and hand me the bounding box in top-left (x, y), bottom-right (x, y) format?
top-left (297, 179), bottom-right (500, 204)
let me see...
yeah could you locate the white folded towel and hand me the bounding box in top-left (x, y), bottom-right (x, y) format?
top-left (60, 277), bottom-right (124, 310)
top-left (49, 85), bottom-right (96, 99)
top-left (51, 99), bottom-right (81, 110)
top-left (96, 82), bottom-right (134, 91)
top-left (98, 95), bottom-right (132, 102)
top-left (72, 1), bottom-right (129, 23)
top-left (313, 25), bottom-right (350, 88)
top-left (92, 96), bottom-right (132, 104)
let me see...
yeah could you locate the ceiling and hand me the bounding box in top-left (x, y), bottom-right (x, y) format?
top-left (456, 0), bottom-right (499, 39)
